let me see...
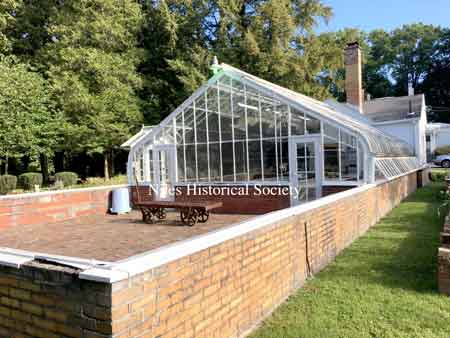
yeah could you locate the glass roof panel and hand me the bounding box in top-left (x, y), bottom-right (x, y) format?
top-left (375, 157), bottom-right (421, 179)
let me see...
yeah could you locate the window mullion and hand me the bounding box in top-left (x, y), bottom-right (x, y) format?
top-left (231, 80), bottom-right (236, 182)
top-left (244, 84), bottom-right (250, 181)
top-left (217, 83), bottom-right (223, 182)
top-left (205, 91), bottom-right (210, 181)
top-left (182, 109), bottom-right (186, 183)
top-left (258, 93), bottom-right (264, 181)
top-left (193, 100), bottom-right (198, 181)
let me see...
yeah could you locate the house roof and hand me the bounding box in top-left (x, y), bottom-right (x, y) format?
top-left (363, 95), bottom-right (424, 123)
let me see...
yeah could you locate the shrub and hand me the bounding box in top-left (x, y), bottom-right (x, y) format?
top-left (55, 172), bottom-right (78, 187)
top-left (430, 170), bottom-right (450, 182)
top-left (0, 175), bottom-right (17, 195)
top-left (18, 173), bottom-right (43, 191)
top-left (435, 146), bottom-right (450, 156)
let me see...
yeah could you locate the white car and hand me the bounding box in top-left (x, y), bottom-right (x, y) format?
top-left (434, 154), bottom-right (450, 168)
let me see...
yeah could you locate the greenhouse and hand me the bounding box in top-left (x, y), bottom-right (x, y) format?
top-left (123, 63), bottom-right (421, 207)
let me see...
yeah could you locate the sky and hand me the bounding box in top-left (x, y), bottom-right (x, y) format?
top-left (317, 0), bottom-right (450, 33)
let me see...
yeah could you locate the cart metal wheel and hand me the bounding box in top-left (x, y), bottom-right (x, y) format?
top-left (198, 210), bottom-right (209, 223)
top-left (141, 208), bottom-right (153, 224)
top-left (180, 208), bottom-right (198, 226)
top-left (153, 208), bottom-right (166, 220)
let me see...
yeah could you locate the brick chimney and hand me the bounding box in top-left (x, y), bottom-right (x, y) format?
top-left (344, 42), bottom-right (364, 113)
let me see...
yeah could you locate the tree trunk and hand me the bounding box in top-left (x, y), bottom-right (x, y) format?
top-left (40, 154), bottom-right (49, 185)
top-left (54, 151), bottom-right (64, 173)
top-left (4, 157), bottom-right (8, 175)
top-left (109, 150), bottom-right (114, 177)
top-left (104, 152), bottom-right (110, 180)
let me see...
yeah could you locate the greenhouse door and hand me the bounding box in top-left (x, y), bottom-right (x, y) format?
top-left (289, 137), bottom-right (322, 205)
top-left (153, 145), bottom-right (176, 201)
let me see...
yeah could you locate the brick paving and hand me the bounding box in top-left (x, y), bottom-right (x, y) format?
top-left (0, 210), bottom-right (255, 261)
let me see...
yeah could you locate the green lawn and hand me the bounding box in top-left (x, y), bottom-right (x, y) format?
top-left (250, 183), bottom-right (450, 338)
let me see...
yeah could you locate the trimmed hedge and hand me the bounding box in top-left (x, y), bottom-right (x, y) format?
top-left (18, 173), bottom-right (43, 191)
top-left (55, 171), bottom-right (78, 187)
top-left (0, 175), bottom-right (17, 195)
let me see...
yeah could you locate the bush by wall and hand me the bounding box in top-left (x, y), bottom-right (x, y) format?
top-left (430, 171), bottom-right (450, 182)
top-left (55, 171), bottom-right (78, 187)
top-left (18, 173), bottom-right (43, 191)
top-left (435, 146), bottom-right (450, 156)
top-left (0, 175), bottom-right (17, 195)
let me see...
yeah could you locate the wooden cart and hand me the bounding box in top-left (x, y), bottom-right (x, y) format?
top-left (134, 200), bottom-right (223, 226)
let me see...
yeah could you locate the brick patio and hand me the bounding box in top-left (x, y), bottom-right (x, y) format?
top-left (0, 211), bottom-right (254, 261)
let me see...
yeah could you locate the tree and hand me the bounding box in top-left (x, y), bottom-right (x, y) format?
top-left (368, 24), bottom-right (442, 96)
top-left (140, 0), bottom-right (334, 123)
top-left (420, 28), bottom-right (450, 122)
top-left (44, 0), bottom-right (144, 179)
top-left (0, 0), bottom-right (20, 54)
top-left (0, 57), bottom-right (63, 176)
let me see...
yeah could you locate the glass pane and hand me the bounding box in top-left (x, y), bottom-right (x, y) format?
top-left (184, 106), bottom-right (195, 144)
top-left (277, 104), bottom-right (289, 138)
top-left (263, 140), bottom-right (277, 181)
top-left (220, 89), bottom-right (233, 141)
top-left (185, 144), bottom-right (196, 181)
top-left (297, 158), bottom-right (305, 172)
top-left (261, 101), bottom-right (275, 138)
top-left (145, 149), bottom-right (152, 182)
top-left (305, 114), bottom-right (321, 134)
top-left (197, 144), bottom-right (208, 182)
top-left (246, 91), bottom-right (261, 139)
top-left (306, 143), bottom-right (315, 157)
top-left (235, 141), bottom-right (247, 181)
top-left (297, 144), bottom-right (305, 157)
top-left (279, 139), bottom-right (289, 180)
top-left (209, 143), bottom-right (221, 181)
top-left (307, 157), bottom-right (315, 172)
top-left (222, 142), bottom-right (234, 181)
top-left (324, 123), bottom-right (338, 140)
top-left (176, 146), bottom-right (184, 182)
top-left (248, 141), bottom-right (262, 181)
top-left (207, 88), bottom-right (220, 142)
top-left (291, 108), bottom-right (305, 136)
top-left (176, 115), bottom-right (183, 144)
top-left (324, 138), bottom-right (339, 180)
top-left (358, 142), bottom-right (364, 181)
top-left (233, 90), bottom-right (246, 140)
top-left (196, 109), bottom-right (207, 143)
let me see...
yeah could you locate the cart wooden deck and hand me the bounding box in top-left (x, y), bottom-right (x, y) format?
top-left (134, 200), bottom-right (223, 226)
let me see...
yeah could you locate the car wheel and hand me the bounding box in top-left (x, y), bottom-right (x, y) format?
top-left (442, 160), bottom-right (450, 168)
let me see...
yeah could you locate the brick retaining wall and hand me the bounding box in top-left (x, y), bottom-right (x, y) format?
top-left (0, 186), bottom-right (122, 229)
top-left (0, 169), bottom-right (431, 337)
top-left (106, 171), bottom-right (421, 338)
top-left (0, 262), bottom-right (112, 338)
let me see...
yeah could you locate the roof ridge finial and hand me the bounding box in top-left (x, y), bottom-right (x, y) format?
top-left (210, 55), bottom-right (221, 75)
top-left (212, 55), bottom-right (219, 66)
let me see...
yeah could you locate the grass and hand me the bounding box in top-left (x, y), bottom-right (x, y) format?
top-left (250, 183), bottom-right (450, 338)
